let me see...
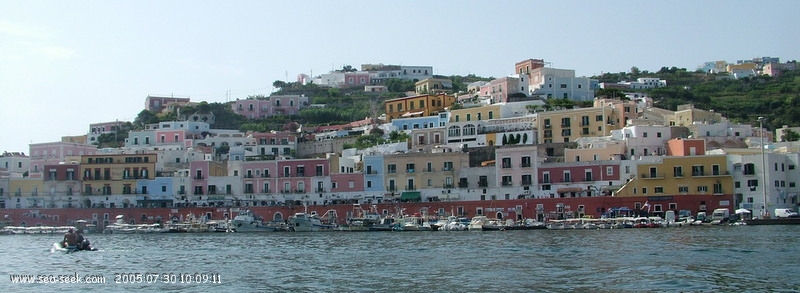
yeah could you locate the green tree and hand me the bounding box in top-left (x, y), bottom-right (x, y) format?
top-left (782, 129), bottom-right (800, 142)
top-left (273, 80), bottom-right (288, 90)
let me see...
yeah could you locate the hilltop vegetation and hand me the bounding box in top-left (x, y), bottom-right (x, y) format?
top-left (117, 66), bottom-right (800, 149)
top-left (594, 66), bottom-right (800, 130)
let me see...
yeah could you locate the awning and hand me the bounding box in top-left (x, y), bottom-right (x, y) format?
top-left (557, 187), bottom-right (582, 193)
top-left (401, 111), bottom-right (425, 117)
top-left (400, 191), bottom-right (421, 201)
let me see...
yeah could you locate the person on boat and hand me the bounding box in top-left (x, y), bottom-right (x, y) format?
top-left (75, 229), bottom-right (87, 250)
top-left (63, 228), bottom-right (78, 250)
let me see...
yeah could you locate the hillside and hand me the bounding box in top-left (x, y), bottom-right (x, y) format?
top-left (110, 68), bottom-right (800, 148)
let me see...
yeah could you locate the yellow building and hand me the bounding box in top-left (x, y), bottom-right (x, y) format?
top-left (414, 78), bottom-right (453, 94)
top-left (535, 107), bottom-right (621, 144)
top-left (7, 178), bottom-right (46, 209)
top-left (616, 155), bottom-right (733, 198)
top-left (450, 104), bottom-right (501, 123)
top-left (669, 104), bottom-right (725, 126)
top-left (382, 151), bottom-right (469, 201)
top-left (384, 93), bottom-right (455, 122)
top-left (564, 140), bottom-right (627, 162)
top-left (79, 153), bottom-right (157, 203)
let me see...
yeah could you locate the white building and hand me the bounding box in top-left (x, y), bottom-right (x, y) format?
top-left (527, 67), bottom-right (596, 101)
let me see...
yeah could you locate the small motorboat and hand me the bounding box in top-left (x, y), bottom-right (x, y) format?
top-left (51, 239), bottom-right (98, 253)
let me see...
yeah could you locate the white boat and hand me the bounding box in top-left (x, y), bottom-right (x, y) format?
top-left (546, 220), bottom-right (566, 230)
top-left (288, 212), bottom-right (334, 232)
top-left (468, 216), bottom-right (489, 231)
top-left (205, 220), bottom-right (234, 232)
top-left (230, 210), bottom-right (273, 232)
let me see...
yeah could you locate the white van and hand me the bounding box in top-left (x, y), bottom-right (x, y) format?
top-left (774, 208), bottom-right (799, 218)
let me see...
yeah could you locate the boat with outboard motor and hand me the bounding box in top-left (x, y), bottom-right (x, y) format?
top-left (51, 238), bottom-right (97, 253)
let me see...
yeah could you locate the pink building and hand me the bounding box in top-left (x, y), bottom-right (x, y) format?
top-left (145, 96), bottom-right (190, 112)
top-left (241, 160), bottom-right (278, 196)
top-left (29, 142), bottom-right (97, 177)
top-left (330, 173), bottom-right (365, 193)
top-left (276, 158), bottom-right (329, 194)
top-left (496, 145), bottom-right (538, 192)
top-left (538, 162), bottom-right (621, 198)
top-left (154, 129), bottom-right (186, 144)
top-left (666, 138), bottom-right (706, 156)
top-left (232, 95), bottom-right (310, 118)
top-left (344, 72), bottom-right (371, 87)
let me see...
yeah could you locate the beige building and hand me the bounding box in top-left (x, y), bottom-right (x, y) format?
top-left (450, 104), bottom-right (502, 123)
top-left (564, 139), bottom-right (627, 162)
top-left (382, 151), bottom-right (469, 201)
top-left (535, 106), bottom-right (622, 144)
top-left (415, 78), bottom-right (453, 94)
top-left (384, 93), bottom-right (455, 122)
top-left (408, 127), bottom-right (447, 152)
top-left (79, 153), bottom-right (157, 206)
top-left (616, 155), bottom-right (733, 199)
top-left (670, 104), bottom-right (725, 126)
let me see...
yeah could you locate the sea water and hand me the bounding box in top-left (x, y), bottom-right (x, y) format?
top-left (2, 225), bottom-right (799, 292)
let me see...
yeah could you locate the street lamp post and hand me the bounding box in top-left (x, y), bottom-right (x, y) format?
top-left (759, 117), bottom-right (769, 219)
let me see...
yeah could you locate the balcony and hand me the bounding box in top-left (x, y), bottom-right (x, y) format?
top-left (405, 186), bottom-right (416, 191)
top-left (520, 163), bottom-right (531, 168)
top-left (244, 174), bottom-right (254, 178)
top-left (443, 184), bottom-right (454, 189)
top-left (458, 182), bottom-right (469, 188)
top-left (315, 188), bottom-right (326, 193)
top-left (262, 174), bottom-right (271, 178)
top-left (521, 180), bottom-right (533, 186)
top-left (501, 181), bottom-right (513, 187)
top-left (641, 173), bottom-right (664, 179)
top-left (478, 182), bottom-right (488, 188)
top-left (406, 169), bottom-right (415, 173)
top-left (692, 171), bottom-right (730, 177)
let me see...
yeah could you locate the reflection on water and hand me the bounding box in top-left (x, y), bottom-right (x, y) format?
top-left (2, 225), bottom-right (799, 292)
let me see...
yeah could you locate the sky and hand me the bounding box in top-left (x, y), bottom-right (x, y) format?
top-left (1, 1), bottom-right (799, 153)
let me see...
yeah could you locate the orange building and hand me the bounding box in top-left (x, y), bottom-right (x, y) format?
top-left (384, 93), bottom-right (456, 122)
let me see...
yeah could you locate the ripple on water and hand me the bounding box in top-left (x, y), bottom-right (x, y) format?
top-left (2, 226), bottom-right (800, 291)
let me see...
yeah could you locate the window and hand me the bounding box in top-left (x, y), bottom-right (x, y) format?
top-left (674, 166), bottom-right (683, 177)
top-left (542, 172), bottom-right (550, 183)
top-left (697, 186), bottom-right (708, 193)
top-left (743, 163), bottom-right (756, 175)
top-left (692, 165), bottom-right (704, 176)
top-left (678, 186), bottom-right (689, 193)
top-left (655, 186), bottom-right (664, 194)
top-left (521, 156), bottom-right (531, 168)
top-left (606, 166), bottom-right (613, 176)
top-left (713, 183), bottom-right (723, 194)
top-left (563, 171), bottom-right (571, 182)
top-left (387, 164), bottom-right (397, 174)
top-left (585, 170), bottom-right (593, 181)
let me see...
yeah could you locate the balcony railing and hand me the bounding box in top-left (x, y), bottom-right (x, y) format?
top-left (443, 184), bottom-right (454, 189)
top-left (458, 182), bottom-right (469, 188)
top-left (641, 173), bottom-right (664, 179)
top-left (501, 181), bottom-right (513, 187)
top-left (478, 182), bottom-right (488, 188)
